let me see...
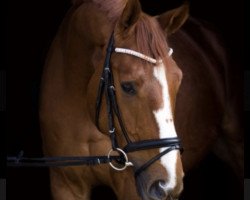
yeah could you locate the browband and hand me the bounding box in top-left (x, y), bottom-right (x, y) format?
top-left (114, 47), bottom-right (173, 64)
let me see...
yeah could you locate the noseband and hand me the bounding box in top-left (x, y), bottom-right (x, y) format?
top-left (95, 32), bottom-right (182, 177)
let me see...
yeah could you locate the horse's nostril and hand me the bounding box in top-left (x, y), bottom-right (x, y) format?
top-left (149, 180), bottom-right (167, 200)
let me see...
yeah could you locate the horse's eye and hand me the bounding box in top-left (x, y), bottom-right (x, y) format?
top-left (121, 82), bottom-right (136, 95)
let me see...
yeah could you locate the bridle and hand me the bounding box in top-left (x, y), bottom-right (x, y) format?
top-left (95, 32), bottom-right (182, 177)
top-left (7, 32), bottom-right (182, 178)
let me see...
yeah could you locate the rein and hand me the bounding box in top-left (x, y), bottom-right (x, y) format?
top-left (7, 151), bottom-right (122, 167)
top-left (7, 32), bottom-right (182, 176)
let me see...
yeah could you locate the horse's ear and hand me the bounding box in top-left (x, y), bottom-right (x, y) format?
top-left (157, 2), bottom-right (189, 35)
top-left (117, 0), bottom-right (141, 32)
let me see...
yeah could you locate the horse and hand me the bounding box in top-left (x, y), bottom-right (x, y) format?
top-left (39, 0), bottom-right (188, 199)
top-left (39, 0), bottom-right (243, 200)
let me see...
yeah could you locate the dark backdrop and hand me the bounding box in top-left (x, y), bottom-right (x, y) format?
top-left (6, 0), bottom-right (246, 200)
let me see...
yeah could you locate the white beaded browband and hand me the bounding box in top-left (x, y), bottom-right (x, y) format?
top-left (114, 47), bottom-right (173, 64)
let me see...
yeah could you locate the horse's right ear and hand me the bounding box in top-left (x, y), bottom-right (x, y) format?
top-left (157, 2), bottom-right (189, 35)
top-left (117, 0), bottom-right (141, 33)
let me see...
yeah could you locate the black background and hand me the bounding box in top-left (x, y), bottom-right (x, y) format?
top-left (5, 0), bottom-right (247, 199)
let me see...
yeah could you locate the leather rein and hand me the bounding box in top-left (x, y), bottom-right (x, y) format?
top-left (7, 32), bottom-right (182, 178)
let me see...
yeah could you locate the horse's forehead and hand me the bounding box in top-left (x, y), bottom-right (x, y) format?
top-left (114, 54), bottom-right (152, 75)
top-left (114, 55), bottom-right (170, 84)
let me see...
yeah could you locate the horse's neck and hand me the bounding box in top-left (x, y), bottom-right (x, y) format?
top-left (39, 7), bottom-right (113, 140)
top-left (40, 31), bottom-right (94, 111)
top-left (43, 5), bottom-right (112, 94)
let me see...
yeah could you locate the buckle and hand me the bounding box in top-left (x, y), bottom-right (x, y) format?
top-left (107, 148), bottom-right (133, 171)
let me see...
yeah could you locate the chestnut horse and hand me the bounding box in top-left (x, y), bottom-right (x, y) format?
top-left (39, 0), bottom-right (188, 200)
top-left (39, 0), bottom-right (243, 200)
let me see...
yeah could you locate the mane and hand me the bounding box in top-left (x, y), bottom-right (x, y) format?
top-left (135, 14), bottom-right (169, 61)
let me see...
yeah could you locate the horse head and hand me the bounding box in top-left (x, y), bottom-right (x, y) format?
top-left (72, 0), bottom-right (189, 199)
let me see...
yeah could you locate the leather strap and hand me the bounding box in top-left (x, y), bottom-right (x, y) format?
top-left (123, 137), bottom-right (181, 153)
top-left (134, 145), bottom-right (181, 178)
top-left (7, 151), bottom-right (122, 167)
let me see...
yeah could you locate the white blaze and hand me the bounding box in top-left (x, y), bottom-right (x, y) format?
top-left (153, 62), bottom-right (178, 191)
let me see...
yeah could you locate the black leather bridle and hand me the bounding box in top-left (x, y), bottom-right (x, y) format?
top-left (95, 32), bottom-right (182, 177)
top-left (7, 32), bottom-right (182, 178)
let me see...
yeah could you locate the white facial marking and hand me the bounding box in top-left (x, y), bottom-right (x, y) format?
top-left (153, 62), bottom-right (178, 191)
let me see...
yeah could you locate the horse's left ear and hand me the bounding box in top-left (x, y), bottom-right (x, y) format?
top-left (117, 0), bottom-right (141, 33)
top-left (157, 2), bottom-right (189, 35)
